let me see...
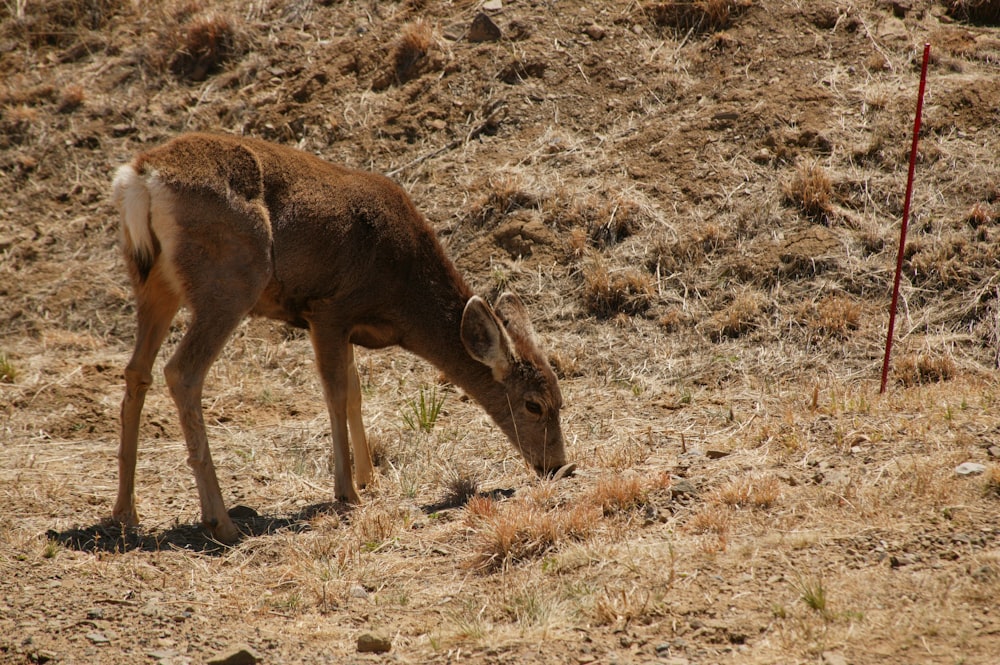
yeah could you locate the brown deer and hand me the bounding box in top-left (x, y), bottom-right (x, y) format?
top-left (110, 132), bottom-right (570, 543)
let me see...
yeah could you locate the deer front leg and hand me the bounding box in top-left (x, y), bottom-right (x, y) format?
top-left (309, 328), bottom-right (362, 504)
top-left (346, 346), bottom-right (374, 488)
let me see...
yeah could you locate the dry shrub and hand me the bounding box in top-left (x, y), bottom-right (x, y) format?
top-left (799, 294), bottom-right (862, 339)
top-left (705, 291), bottom-right (763, 341)
top-left (904, 232), bottom-right (1000, 292)
top-left (592, 584), bottom-right (661, 627)
top-left (783, 162), bottom-right (834, 221)
top-left (351, 504), bottom-right (407, 550)
top-left (3, 0), bottom-right (125, 48)
top-left (467, 174), bottom-right (538, 227)
top-left (685, 504), bottom-right (731, 534)
top-left (375, 20), bottom-right (445, 88)
top-left (57, 84), bottom-right (85, 113)
top-left (169, 13), bottom-right (240, 81)
top-left (985, 466), bottom-right (1000, 498)
top-left (468, 499), bottom-right (599, 570)
top-left (0, 106), bottom-right (39, 146)
top-left (647, 223), bottom-right (729, 273)
top-left (441, 472), bottom-right (479, 508)
top-left (591, 476), bottom-right (647, 516)
top-left (645, 0), bottom-right (753, 34)
top-left (712, 474), bottom-right (780, 509)
top-left (965, 202), bottom-right (995, 227)
top-left (944, 0), bottom-right (1000, 25)
top-left (548, 191), bottom-right (652, 249)
top-left (582, 261), bottom-right (654, 319)
top-left (657, 307), bottom-right (687, 332)
top-left (894, 353), bottom-right (957, 387)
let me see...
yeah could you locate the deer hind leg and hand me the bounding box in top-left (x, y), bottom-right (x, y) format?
top-left (160, 195), bottom-right (272, 543)
top-left (113, 266), bottom-right (181, 527)
top-left (346, 346), bottom-right (374, 488)
top-left (307, 325), bottom-right (361, 504)
top-left (164, 305), bottom-right (254, 544)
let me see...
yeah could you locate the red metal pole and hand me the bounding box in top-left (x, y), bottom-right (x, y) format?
top-left (881, 43), bottom-right (931, 394)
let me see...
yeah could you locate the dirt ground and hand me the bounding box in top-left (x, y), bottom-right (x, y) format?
top-left (2, 0), bottom-right (1000, 663)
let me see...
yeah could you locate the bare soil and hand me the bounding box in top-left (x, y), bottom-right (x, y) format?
top-left (2, 1), bottom-right (1000, 663)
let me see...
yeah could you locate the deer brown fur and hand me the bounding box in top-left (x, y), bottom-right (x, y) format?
top-left (110, 132), bottom-right (568, 543)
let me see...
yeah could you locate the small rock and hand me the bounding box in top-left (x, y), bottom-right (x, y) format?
top-left (357, 632), bottom-right (392, 654)
top-left (705, 449), bottom-right (730, 459)
top-left (821, 652), bottom-right (848, 665)
top-left (970, 565), bottom-right (996, 582)
top-left (86, 632), bottom-right (110, 645)
top-left (584, 24), bottom-right (606, 40)
top-left (955, 462), bottom-right (987, 476)
top-left (148, 650), bottom-right (178, 662)
top-left (654, 642), bottom-right (671, 655)
top-left (670, 478), bottom-right (698, 499)
top-left (482, 0), bottom-right (503, 10)
top-left (987, 446), bottom-right (1000, 458)
top-left (206, 644), bottom-right (261, 665)
top-left (468, 12), bottom-right (502, 42)
top-left (890, 553), bottom-right (916, 568)
top-left (349, 585), bottom-right (370, 600)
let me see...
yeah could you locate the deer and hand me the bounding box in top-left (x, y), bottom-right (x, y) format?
top-left (109, 132), bottom-right (571, 544)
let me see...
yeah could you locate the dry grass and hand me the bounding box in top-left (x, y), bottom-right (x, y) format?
top-left (705, 290), bottom-right (764, 341)
top-left (783, 162), bottom-right (834, 221)
top-left (168, 13), bottom-right (240, 81)
top-left (3, 0), bottom-right (1000, 662)
top-left (944, 0), bottom-right (1000, 24)
top-left (376, 20), bottom-right (445, 88)
top-left (712, 473), bottom-right (781, 509)
top-left (893, 352), bottom-right (957, 387)
top-left (466, 173), bottom-right (539, 227)
top-left (797, 294), bottom-right (862, 339)
top-left (582, 259), bottom-right (655, 319)
top-left (645, 0), bottom-right (753, 34)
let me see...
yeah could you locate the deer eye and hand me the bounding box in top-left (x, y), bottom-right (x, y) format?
top-left (525, 400), bottom-right (543, 415)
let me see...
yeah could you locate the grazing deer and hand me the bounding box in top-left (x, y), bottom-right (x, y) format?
top-left (110, 132), bottom-right (570, 543)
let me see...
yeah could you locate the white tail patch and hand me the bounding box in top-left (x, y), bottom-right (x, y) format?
top-left (112, 164), bottom-right (154, 266)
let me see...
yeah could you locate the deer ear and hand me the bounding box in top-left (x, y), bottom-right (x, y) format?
top-left (461, 296), bottom-right (516, 382)
top-left (494, 292), bottom-right (537, 343)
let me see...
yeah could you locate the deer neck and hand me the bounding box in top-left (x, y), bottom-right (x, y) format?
top-left (400, 268), bottom-right (512, 434)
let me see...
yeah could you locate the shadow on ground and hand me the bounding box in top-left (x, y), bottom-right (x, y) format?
top-left (420, 487), bottom-right (516, 514)
top-left (47, 502), bottom-right (350, 555)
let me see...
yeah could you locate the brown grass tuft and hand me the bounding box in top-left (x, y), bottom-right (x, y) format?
top-left (56, 84), bottom-right (85, 113)
top-left (647, 223), bottom-right (729, 274)
top-left (685, 504), bottom-right (731, 535)
top-left (645, 0), bottom-right (753, 35)
top-left (783, 162), bottom-right (834, 221)
top-left (798, 294), bottom-right (862, 339)
top-left (468, 499), bottom-right (599, 570)
top-left (944, 0), bottom-right (1000, 25)
top-left (985, 465), bottom-right (1000, 498)
top-left (712, 474), bottom-right (780, 509)
top-left (965, 202), bottom-right (995, 227)
top-left (590, 476), bottom-right (647, 516)
top-left (894, 353), bottom-right (958, 387)
top-left (582, 260), bottom-right (654, 319)
top-left (169, 13), bottom-right (239, 81)
top-left (378, 20), bottom-right (445, 88)
top-left (467, 174), bottom-right (539, 227)
top-left (705, 291), bottom-right (764, 341)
